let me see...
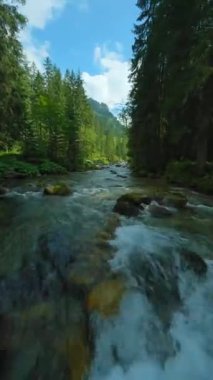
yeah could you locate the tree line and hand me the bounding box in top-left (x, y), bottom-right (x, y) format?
top-left (0, 0), bottom-right (127, 171)
top-left (129, 0), bottom-right (213, 175)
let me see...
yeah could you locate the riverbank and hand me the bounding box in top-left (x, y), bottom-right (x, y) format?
top-left (0, 153), bottom-right (126, 182)
top-left (0, 154), bottom-right (68, 180)
top-left (135, 160), bottom-right (213, 196)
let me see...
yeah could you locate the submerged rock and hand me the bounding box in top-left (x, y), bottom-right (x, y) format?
top-left (180, 250), bottom-right (207, 276)
top-left (87, 277), bottom-right (125, 317)
top-left (129, 253), bottom-right (181, 326)
top-left (163, 193), bottom-right (187, 209)
top-left (65, 327), bottom-right (91, 380)
top-left (43, 183), bottom-right (71, 196)
top-left (148, 201), bottom-right (174, 218)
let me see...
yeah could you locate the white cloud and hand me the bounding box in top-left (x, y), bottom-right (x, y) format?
top-left (21, 0), bottom-right (67, 29)
top-left (20, 29), bottom-right (50, 70)
top-left (19, 0), bottom-right (68, 68)
top-left (82, 45), bottom-right (131, 110)
top-left (20, 0), bottom-right (89, 68)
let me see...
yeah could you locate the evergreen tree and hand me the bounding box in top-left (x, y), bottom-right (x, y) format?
top-left (129, 0), bottom-right (213, 173)
top-left (0, 0), bottom-right (27, 148)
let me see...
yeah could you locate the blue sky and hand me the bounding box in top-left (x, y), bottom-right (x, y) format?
top-left (20, 0), bottom-right (138, 110)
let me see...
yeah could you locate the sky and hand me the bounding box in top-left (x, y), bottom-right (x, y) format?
top-left (20, 0), bottom-right (138, 111)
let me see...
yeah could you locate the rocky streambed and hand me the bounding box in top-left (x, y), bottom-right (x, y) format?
top-left (0, 166), bottom-right (213, 379)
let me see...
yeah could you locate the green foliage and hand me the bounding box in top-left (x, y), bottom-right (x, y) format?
top-left (129, 0), bottom-right (213, 175)
top-left (0, 154), bottom-right (68, 178)
top-left (0, 1), bottom-right (127, 173)
top-left (166, 160), bottom-right (213, 194)
top-left (0, 0), bottom-right (27, 142)
top-left (0, 154), bottom-right (39, 177)
top-left (165, 161), bottom-right (197, 186)
top-left (198, 176), bottom-right (213, 195)
top-left (39, 160), bottom-right (67, 175)
top-left (21, 63), bottom-right (127, 170)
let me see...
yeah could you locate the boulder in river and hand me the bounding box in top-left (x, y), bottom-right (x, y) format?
top-left (113, 192), bottom-right (145, 217)
top-left (163, 193), bottom-right (187, 209)
top-left (114, 200), bottom-right (143, 217)
top-left (148, 201), bottom-right (174, 218)
top-left (180, 249), bottom-right (207, 276)
top-left (43, 183), bottom-right (72, 196)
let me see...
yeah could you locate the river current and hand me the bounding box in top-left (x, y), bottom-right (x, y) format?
top-left (0, 166), bottom-right (213, 379)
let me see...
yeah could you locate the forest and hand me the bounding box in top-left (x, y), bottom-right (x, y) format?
top-left (129, 0), bottom-right (213, 193)
top-left (0, 0), bottom-right (127, 178)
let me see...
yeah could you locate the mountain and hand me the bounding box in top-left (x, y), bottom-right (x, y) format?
top-left (88, 98), bottom-right (124, 134)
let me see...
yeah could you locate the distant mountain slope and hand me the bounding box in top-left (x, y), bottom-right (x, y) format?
top-left (88, 98), bottom-right (124, 134)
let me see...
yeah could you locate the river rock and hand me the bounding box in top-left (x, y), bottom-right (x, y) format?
top-left (163, 193), bottom-right (187, 209)
top-left (113, 200), bottom-right (142, 217)
top-left (87, 277), bottom-right (125, 317)
top-left (113, 193), bottom-right (146, 217)
top-left (43, 183), bottom-right (71, 196)
top-left (180, 249), bottom-right (207, 276)
top-left (117, 192), bottom-right (146, 205)
top-left (148, 201), bottom-right (174, 217)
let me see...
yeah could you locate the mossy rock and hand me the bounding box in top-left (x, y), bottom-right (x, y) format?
top-left (113, 193), bottom-right (145, 217)
top-left (163, 193), bottom-right (187, 209)
top-left (114, 200), bottom-right (142, 217)
top-left (180, 250), bottom-right (207, 276)
top-left (117, 192), bottom-right (148, 205)
top-left (43, 182), bottom-right (72, 196)
top-left (87, 277), bottom-right (125, 317)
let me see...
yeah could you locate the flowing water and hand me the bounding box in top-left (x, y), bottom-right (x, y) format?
top-left (0, 166), bottom-right (213, 379)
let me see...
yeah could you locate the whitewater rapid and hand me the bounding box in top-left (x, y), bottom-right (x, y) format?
top-left (89, 223), bottom-right (213, 380)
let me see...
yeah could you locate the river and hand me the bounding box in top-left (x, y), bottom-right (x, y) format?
top-left (0, 166), bottom-right (213, 379)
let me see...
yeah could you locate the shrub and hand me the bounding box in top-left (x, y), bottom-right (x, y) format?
top-left (39, 160), bottom-right (67, 175)
top-left (165, 161), bottom-right (197, 186)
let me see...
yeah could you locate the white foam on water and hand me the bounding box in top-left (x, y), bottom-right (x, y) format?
top-left (89, 224), bottom-right (213, 380)
top-left (109, 224), bottom-right (184, 271)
